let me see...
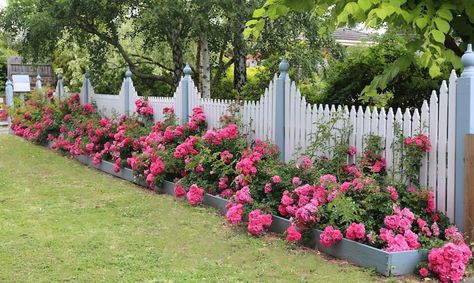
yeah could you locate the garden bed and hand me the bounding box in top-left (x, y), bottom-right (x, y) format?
top-left (68, 151), bottom-right (425, 276)
top-left (16, 95), bottom-right (469, 282)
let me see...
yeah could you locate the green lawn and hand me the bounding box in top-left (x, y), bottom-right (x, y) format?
top-left (0, 135), bottom-right (379, 282)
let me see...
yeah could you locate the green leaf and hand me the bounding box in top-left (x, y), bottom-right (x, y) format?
top-left (419, 51), bottom-right (432, 68)
top-left (358, 0), bottom-right (372, 11)
top-left (415, 17), bottom-right (428, 29)
top-left (374, 8), bottom-right (388, 20)
top-left (431, 29), bottom-right (445, 43)
top-left (389, 0), bottom-right (406, 7)
top-left (344, 2), bottom-right (360, 15)
top-left (337, 12), bottom-right (349, 24)
top-left (434, 18), bottom-right (450, 33)
top-left (429, 64), bottom-right (441, 77)
top-left (437, 8), bottom-right (453, 21)
top-left (245, 19), bottom-right (258, 27)
top-left (252, 8), bottom-right (266, 18)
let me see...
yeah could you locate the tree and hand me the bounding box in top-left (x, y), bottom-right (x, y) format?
top-left (0, 33), bottom-right (16, 94)
top-left (323, 34), bottom-right (444, 108)
top-left (246, 0), bottom-right (474, 100)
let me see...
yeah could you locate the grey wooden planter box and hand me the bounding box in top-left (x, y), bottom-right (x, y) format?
top-left (203, 194), bottom-right (230, 215)
top-left (309, 229), bottom-right (427, 276)
top-left (159, 180), bottom-right (176, 195)
top-left (268, 215), bottom-right (292, 234)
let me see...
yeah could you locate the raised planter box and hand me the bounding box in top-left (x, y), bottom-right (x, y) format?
top-left (49, 148), bottom-right (428, 276)
top-left (203, 193), bottom-right (230, 215)
top-left (309, 229), bottom-right (427, 276)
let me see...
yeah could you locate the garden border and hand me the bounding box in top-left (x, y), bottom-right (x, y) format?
top-left (65, 151), bottom-right (428, 276)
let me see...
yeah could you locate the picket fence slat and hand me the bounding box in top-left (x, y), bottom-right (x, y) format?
top-left (429, 91), bottom-right (439, 208)
top-left (446, 70), bottom-right (457, 220)
top-left (437, 81), bottom-right (449, 213)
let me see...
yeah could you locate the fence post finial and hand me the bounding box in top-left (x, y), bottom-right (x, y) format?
top-left (461, 44), bottom-right (474, 78)
top-left (279, 59), bottom-right (290, 77)
top-left (276, 59), bottom-right (290, 161)
top-left (125, 67), bottom-right (132, 78)
top-left (36, 73), bottom-right (42, 90)
top-left (455, 43), bottom-right (474, 232)
top-left (123, 67), bottom-right (132, 117)
top-left (184, 64), bottom-right (192, 77)
top-left (181, 64), bottom-right (192, 123)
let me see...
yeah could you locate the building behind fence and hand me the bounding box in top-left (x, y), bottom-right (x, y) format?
top-left (7, 45), bottom-right (474, 232)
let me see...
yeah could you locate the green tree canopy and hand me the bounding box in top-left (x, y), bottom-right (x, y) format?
top-left (246, 0), bottom-right (474, 100)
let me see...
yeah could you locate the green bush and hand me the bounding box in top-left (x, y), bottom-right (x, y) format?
top-left (322, 34), bottom-right (447, 109)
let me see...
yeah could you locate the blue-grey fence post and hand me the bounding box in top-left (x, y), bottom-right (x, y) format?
top-left (124, 68), bottom-right (132, 117)
top-left (36, 74), bottom-right (42, 90)
top-left (5, 80), bottom-right (13, 108)
top-left (455, 43), bottom-right (474, 231)
top-left (5, 80), bottom-right (13, 128)
top-left (182, 64), bottom-right (192, 124)
top-left (83, 71), bottom-right (90, 105)
top-left (56, 73), bottom-right (63, 102)
top-left (276, 59), bottom-right (289, 161)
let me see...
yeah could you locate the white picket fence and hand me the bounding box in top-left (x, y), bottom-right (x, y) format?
top-left (71, 67), bottom-right (457, 221)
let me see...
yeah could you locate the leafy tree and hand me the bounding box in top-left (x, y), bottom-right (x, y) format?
top-left (0, 33), bottom-right (17, 94)
top-left (323, 34), bottom-right (444, 108)
top-left (1, 0), bottom-right (335, 99)
top-left (246, 0), bottom-right (474, 100)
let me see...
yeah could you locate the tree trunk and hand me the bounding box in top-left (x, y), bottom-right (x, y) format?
top-left (172, 41), bottom-right (184, 90)
top-left (170, 27), bottom-right (184, 91)
top-left (233, 22), bottom-right (247, 92)
top-left (200, 32), bottom-right (211, 98)
top-left (195, 39), bottom-right (201, 91)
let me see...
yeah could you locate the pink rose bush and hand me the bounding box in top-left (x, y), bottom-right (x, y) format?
top-left (247, 209), bottom-right (272, 236)
top-left (320, 226), bottom-right (343, 247)
top-left (10, 93), bottom-right (472, 282)
top-left (186, 184), bottom-right (204, 206)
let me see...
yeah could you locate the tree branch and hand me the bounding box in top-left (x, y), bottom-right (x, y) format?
top-left (77, 18), bottom-right (174, 85)
top-left (129, 53), bottom-right (174, 72)
top-left (444, 34), bottom-right (463, 57)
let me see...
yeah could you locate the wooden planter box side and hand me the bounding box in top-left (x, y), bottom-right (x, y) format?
top-left (310, 230), bottom-right (426, 276)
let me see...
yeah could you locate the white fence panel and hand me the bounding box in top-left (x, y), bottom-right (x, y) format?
top-left (78, 66), bottom-right (458, 222)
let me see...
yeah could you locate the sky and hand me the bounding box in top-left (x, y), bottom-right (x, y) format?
top-left (0, 0), bottom-right (6, 8)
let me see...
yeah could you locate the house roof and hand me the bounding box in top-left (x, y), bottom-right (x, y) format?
top-left (333, 28), bottom-right (375, 46)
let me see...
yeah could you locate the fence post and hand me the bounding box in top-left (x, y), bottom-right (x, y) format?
top-left (5, 80), bottom-right (13, 128)
top-left (5, 80), bottom-right (13, 108)
top-left (124, 68), bottom-right (132, 117)
top-left (182, 64), bottom-right (192, 124)
top-left (36, 74), bottom-right (42, 90)
top-left (455, 43), bottom-right (474, 231)
top-left (81, 71), bottom-right (91, 105)
top-left (55, 73), bottom-right (64, 102)
top-left (276, 59), bottom-right (289, 161)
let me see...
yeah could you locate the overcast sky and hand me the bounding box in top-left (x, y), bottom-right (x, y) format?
top-left (0, 0), bottom-right (6, 8)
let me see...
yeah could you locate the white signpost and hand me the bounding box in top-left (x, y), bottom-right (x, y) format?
top-left (11, 75), bottom-right (31, 103)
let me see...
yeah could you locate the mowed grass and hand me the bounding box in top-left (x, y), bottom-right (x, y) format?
top-left (0, 135), bottom-right (378, 282)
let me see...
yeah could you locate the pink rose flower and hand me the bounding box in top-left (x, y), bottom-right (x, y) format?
top-left (286, 224), bottom-right (302, 242)
top-left (186, 184), bottom-right (204, 206)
